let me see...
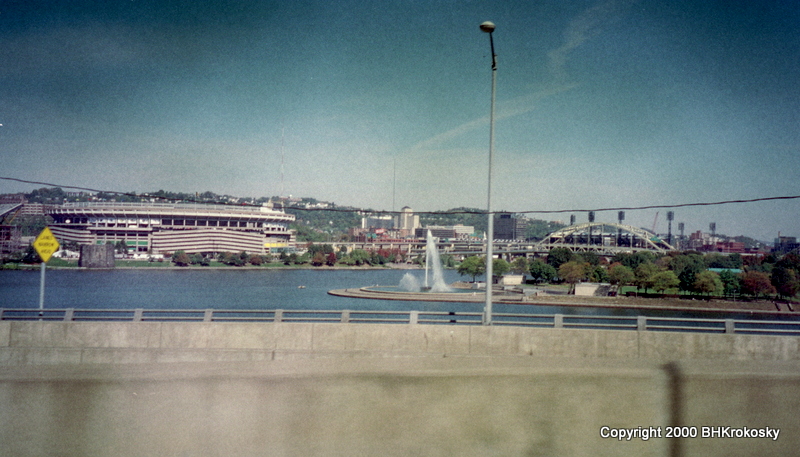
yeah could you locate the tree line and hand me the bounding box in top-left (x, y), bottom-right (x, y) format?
top-left (512, 248), bottom-right (799, 299)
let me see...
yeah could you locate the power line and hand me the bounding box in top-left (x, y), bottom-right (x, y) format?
top-left (2, 175), bottom-right (799, 216)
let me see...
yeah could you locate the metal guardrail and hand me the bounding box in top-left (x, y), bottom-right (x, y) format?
top-left (2, 308), bottom-right (800, 336)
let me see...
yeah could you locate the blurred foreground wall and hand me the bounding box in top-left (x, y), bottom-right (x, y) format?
top-left (1, 322), bottom-right (798, 456)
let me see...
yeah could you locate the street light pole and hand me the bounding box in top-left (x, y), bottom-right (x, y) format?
top-left (480, 21), bottom-right (496, 325)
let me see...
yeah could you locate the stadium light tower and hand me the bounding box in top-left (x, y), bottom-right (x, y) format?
top-left (480, 20), bottom-right (496, 325)
top-left (667, 211), bottom-right (674, 245)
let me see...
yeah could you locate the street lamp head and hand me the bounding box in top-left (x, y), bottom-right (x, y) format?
top-left (479, 21), bottom-right (495, 33)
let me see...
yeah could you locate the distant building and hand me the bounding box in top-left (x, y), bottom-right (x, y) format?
top-left (415, 225), bottom-right (474, 240)
top-left (361, 214), bottom-right (395, 230)
top-left (774, 236), bottom-right (800, 254)
top-left (0, 225), bottom-right (21, 257)
top-left (494, 213), bottom-right (528, 240)
top-left (712, 241), bottom-right (746, 254)
top-left (349, 226), bottom-right (405, 241)
top-left (688, 230), bottom-right (716, 251)
top-left (47, 202), bottom-right (295, 255)
top-left (0, 194), bottom-right (26, 205)
top-left (395, 206), bottom-right (420, 238)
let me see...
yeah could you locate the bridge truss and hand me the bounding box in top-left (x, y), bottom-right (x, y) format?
top-left (533, 222), bottom-right (675, 255)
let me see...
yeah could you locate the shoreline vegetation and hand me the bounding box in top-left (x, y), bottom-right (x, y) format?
top-left (2, 259), bottom-right (795, 315)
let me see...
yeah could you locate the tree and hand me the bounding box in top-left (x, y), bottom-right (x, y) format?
top-left (525, 219), bottom-right (566, 240)
top-left (114, 240), bottom-right (129, 255)
top-left (651, 271), bottom-right (680, 294)
top-left (671, 253), bottom-right (706, 292)
top-left (546, 247), bottom-right (573, 270)
top-left (771, 267), bottom-right (800, 299)
top-left (559, 261), bottom-right (589, 285)
top-left (295, 252), bottom-right (311, 265)
top-left (634, 263), bottom-right (660, 293)
top-left (326, 252), bottom-right (337, 266)
top-left (370, 251), bottom-right (386, 265)
top-left (589, 265), bottom-right (609, 283)
top-left (608, 264), bottom-right (635, 287)
top-left (510, 257), bottom-right (530, 276)
top-left (772, 252), bottom-right (800, 299)
top-left (705, 253), bottom-right (743, 270)
top-left (457, 256), bottom-right (485, 282)
top-left (578, 251), bottom-right (600, 266)
top-left (718, 269), bottom-right (741, 297)
top-left (529, 259), bottom-right (557, 284)
top-left (776, 251), bottom-right (800, 272)
top-left (492, 258), bottom-right (510, 280)
top-left (740, 271), bottom-right (776, 298)
top-left (311, 252), bottom-right (326, 266)
top-left (21, 245), bottom-right (41, 264)
top-left (172, 250), bottom-right (191, 267)
top-left (693, 270), bottom-right (723, 296)
top-left (307, 243), bottom-right (334, 256)
top-left (348, 249), bottom-right (371, 266)
top-left (248, 254), bottom-right (264, 266)
top-left (613, 251), bottom-right (656, 270)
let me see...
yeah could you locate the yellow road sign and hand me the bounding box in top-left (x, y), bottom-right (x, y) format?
top-left (33, 227), bottom-right (60, 263)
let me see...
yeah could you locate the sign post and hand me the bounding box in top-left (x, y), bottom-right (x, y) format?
top-left (32, 227), bottom-right (60, 314)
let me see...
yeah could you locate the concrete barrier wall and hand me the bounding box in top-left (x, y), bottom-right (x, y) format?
top-left (3, 322), bottom-right (799, 456)
top-left (2, 357), bottom-right (799, 457)
top-left (1, 321), bottom-right (800, 365)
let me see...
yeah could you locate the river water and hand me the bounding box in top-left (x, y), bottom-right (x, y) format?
top-left (0, 268), bottom-right (795, 321)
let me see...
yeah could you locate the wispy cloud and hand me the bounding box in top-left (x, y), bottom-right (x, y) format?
top-left (404, 84), bottom-right (577, 155)
top-left (547, 0), bottom-right (639, 84)
top-left (403, 0), bottom-right (636, 156)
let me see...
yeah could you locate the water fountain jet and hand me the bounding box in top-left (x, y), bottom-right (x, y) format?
top-left (424, 230), bottom-right (452, 293)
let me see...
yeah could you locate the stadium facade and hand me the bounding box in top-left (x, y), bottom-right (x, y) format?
top-left (47, 202), bottom-right (295, 255)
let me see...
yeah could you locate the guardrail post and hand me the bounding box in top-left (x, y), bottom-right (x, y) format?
top-left (725, 319), bottom-right (735, 334)
top-left (274, 309), bottom-right (283, 323)
top-left (64, 308), bottom-right (75, 322)
top-left (203, 309), bottom-right (213, 322)
top-left (409, 310), bottom-right (419, 325)
top-left (637, 316), bottom-right (647, 332)
top-left (341, 310), bottom-right (350, 323)
top-left (554, 314), bottom-right (563, 329)
top-left (133, 308), bottom-right (143, 322)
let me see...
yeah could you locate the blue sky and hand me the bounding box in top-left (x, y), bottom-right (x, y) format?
top-left (1, 0), bottom-right (798, 242)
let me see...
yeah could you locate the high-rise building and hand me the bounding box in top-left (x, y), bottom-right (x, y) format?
top-left (494, 213), bottom-right (528, 240)
top-left (395, 206), bottom-right (420, 238)
top-left (397, 206), bottom-right (420, 231)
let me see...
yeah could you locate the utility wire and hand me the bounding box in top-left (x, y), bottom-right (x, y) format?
top-left (2, 175), bottom-right (799, 216)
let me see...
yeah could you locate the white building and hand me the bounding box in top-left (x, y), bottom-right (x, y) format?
top-left (48, 202), bottom-right (295, 255)
top-left (397, 206), bottom-right (420, 231)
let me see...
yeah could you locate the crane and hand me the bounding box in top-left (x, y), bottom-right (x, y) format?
top-left (650, 212), bottom-right (662, 242)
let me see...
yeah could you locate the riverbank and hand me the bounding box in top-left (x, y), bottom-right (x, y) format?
top-left (329, 287), bottom-right (796, 316)
top-left (1, 260), bottom-right (419, 271)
